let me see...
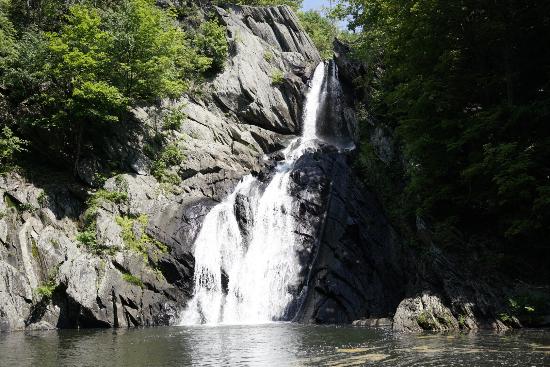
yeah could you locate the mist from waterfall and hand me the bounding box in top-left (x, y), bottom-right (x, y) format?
top-left (179, 62), bottom-right (328, 325)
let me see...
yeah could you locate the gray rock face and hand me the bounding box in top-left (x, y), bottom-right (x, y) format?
top-left (214, 5), bottom-right (320, 134)
top-left (0, 4), bottom-right (320, 332)
top-left (288, 148), bottom-right (410, 324)
top-left (279, 142), bottom-right (509, 330)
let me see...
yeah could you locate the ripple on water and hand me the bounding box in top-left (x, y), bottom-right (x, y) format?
top-left (0, 325), bottom-right (549, 366)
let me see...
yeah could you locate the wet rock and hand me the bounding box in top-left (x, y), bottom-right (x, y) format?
top-left (292, 149), bottom-right (410, 324)
top-left (393, 293), bottom-right (458, 332)
top-left (352, 318), bottom-right (393, 327)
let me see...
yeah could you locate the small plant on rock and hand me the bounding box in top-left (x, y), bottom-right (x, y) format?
top-left (35, 266), bottom-right (60, 299)
top-left (77, 188), bottom-right (128, 255)
top-left (263, 51), bottom-right (273, 62)
top-left (151, 143), bottom-right (185, 185)
top-left (270, 69), bottom-right (284, 85)
top-left (416, 311), bottom-right (436, 330)
top-left (122, 272), bottom-right (144, 288)
top-left (116, 214), bottom-right (168, 263)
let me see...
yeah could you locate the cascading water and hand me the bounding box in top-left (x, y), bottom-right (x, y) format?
top-left (179, 62), bottom-right (334, 325)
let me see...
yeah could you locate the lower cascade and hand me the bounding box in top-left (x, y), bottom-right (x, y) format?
top-left (180, 61), bottom-right (343, 325)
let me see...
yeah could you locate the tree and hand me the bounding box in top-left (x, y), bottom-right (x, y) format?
top-left (215, 0), bottom-right (303, 11)
top-left (43, 5), bottom-right (125, 171)
top-left (339, 0), bottom-right (550, 277)
top-left (104, 0), bottom-right (198, 102)
top-left (0, 126), bottom-right (25, 171)
top-left (3, 0), bottom-right (212, 171)
top-left (0, 0), bottom-right (15, 64)
top-left (192, 19), bottom-right (229, 73)
top-left (298, 10), bottom-right (338, 59)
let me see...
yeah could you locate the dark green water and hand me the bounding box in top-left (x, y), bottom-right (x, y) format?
top-left (1, 324), bottom-right (549, 366)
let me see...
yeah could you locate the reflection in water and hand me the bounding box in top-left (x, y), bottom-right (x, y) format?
top-left (181, 324), bottom-right (301, 366)
top-left (0, 324), bottom-right (549, 366)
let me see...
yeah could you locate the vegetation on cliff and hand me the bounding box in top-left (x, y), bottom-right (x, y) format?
top-left (336, 0), bottom-right (550, 280)
top-left (0, 0), bottom-right (227, 172)
top-left (216, 0), bottom-right (303, 11)
top-left (297, 10), bottom-right (338, 60)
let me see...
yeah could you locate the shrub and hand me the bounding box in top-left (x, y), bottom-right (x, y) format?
top-left (215, 0), bottom-right (303, 11)
top-left (297, 10), bottom-right (338, 60)
top-left (36, 282), bottom-right (56, 298)
top-left (3, 0), bottom-right (209, 172)
top-left (76, 230), bottom-right (98, 249)
top-left (122, 272), bottom-right (143, 288)
top-left (0, 126), bottom-right (26, 172)
top-left (162, 106), bottom-right (186, 131)
top-left (35, 266), bottom-right (59, 299)
top-left (263, 51), bottom-right (273, 62)
top-left (77, 188), bottom-right (128, 255)
top-left (151, 143), bottom-right (184, 185)
top-left (116, 214), bottom-right (168, 262)
top-left (270, 69), bottom-right (284, 85)
top-left (193, 19), bottom-right (228, 73)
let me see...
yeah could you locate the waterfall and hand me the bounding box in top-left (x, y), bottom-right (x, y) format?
top-left (179, 62), bottom-right (331, 325)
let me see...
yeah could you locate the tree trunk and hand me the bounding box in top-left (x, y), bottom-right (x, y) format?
top-left (73, 121), bottom-right (84, 177)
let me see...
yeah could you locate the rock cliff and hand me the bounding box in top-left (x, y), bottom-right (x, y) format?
top-left (0, 4), bottom-right (518, 333)
top-left (0, 4), bottom-right (320, 331)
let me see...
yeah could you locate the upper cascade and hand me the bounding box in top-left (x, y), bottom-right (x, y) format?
top-left (179, 61), bottom-right (352, 325)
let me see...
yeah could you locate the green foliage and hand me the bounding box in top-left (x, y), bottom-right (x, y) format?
top-left (1, 0), bottom-right (218, 171)
top-left (116, 214), bottom-right (168, 263)
top-left (215, 0), bottom-right (303, 11)
top-left (499, 291), bottom-right (550, 326)
top-left (103, 0), bottom-right (198, 101)
top-left (298, 10), bottom-right (338, 60)
top-left (91, 189), bottom-right (128, 205)
top-left (122, 272), bottom-right (143, 288)
top-left (270, 69), bottom-right (284, 85)
top-left (35, 266), bottom-right (59, 299)
top-left (416, 311), bottom-right (435, 330)
top-left (82, 188), bottom-right (127, 225)
top-left (0, 126), bottom-right (25, 172)
top-left (263, 51), bottom-right (273, 62)
top-left (192, 19), bottom-right (228, 73)
top-left (0, 0), bottom-right (15, 64)
top-left (7, 0), bottom-right (68, 30)
top-left (3, 193), bottom-right (16, 208)
top-left (36, 282), bottom-right (56, 298)
top-left (37, 191), bottom-right (47, 206)
top-left (353, 119), bottom-right (415, 242)
top-left (76, 229), bottom-right (99, 249)
top-left (1, 193), bottom-right (35, 212)
top-left (151, 143), bottom-right (184, 185)
top-left (31, 240), bottom-right (39, 258)
top-left (77, 188), bottom-right (127, 255)
top-left (43, 5), bottom-right (127, 131)
top-left (340, 0), bottom-right (550, 276)
top-left (457, 315), bottom-right (467, 329)
top-left (162, 106), bottom-right (186, 131)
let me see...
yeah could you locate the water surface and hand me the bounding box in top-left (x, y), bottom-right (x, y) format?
top-left (1, 324), bottom-right (549, 366)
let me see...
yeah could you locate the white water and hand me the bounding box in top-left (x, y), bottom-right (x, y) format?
top-left (179, 62), bottom-right (326, 325)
